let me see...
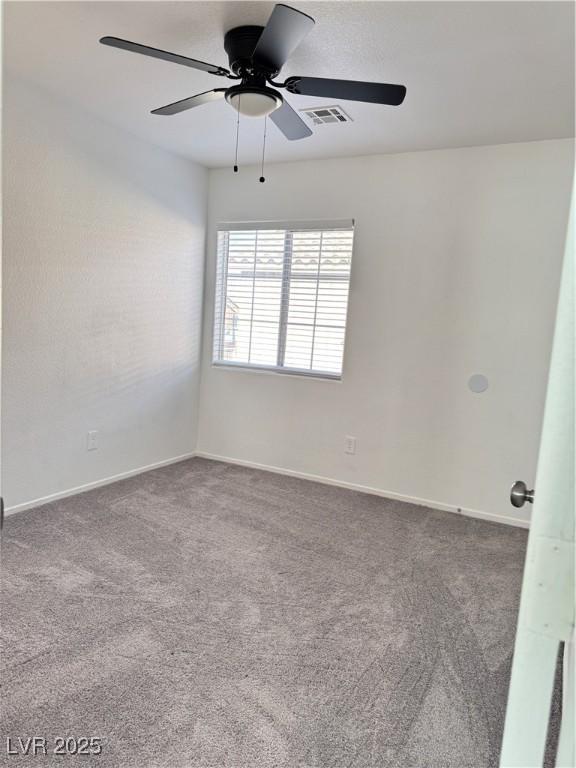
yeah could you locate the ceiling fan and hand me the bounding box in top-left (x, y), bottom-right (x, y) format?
top-left (100, 3), bottom-right (406, 142)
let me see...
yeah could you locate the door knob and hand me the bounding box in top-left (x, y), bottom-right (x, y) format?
top-left (510, 480), bottom-right (534, 508)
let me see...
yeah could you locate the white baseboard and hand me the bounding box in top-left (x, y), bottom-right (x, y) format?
top-left (6, 449), bottom-right (529, 530)
top-left (195, 451), bottom-right (530, 529)
top-left (5, 452), bottom-right (197, 516)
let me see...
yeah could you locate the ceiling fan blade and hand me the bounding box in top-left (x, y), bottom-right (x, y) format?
top-left (285, 76), bottom-right (406, 106)
top-left (270, 98), bottom-right (312, 140)
top-left (100, 37), bottom-right (230, 77)
top-left (252, 4), bottom-right (315, 74)
top-left (151, 89), bottom-right (227, 116)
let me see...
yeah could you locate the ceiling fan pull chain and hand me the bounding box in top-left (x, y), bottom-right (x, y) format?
top-left (259, 116), bottom-right (268, 183)
top-left (233, 95), bottom-right (241, 172)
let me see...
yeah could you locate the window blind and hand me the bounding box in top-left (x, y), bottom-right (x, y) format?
top-left (213, 221), bottom-right (354, 378)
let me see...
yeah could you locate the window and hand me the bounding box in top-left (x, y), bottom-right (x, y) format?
top-left (213, 221), bottom-right (354, 378)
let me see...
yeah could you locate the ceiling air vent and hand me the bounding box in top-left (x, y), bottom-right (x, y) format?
top-left (300, 105), bottom-right (353, 125)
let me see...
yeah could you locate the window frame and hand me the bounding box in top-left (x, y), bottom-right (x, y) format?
top-left (212, 220), bottom-right (355, 380)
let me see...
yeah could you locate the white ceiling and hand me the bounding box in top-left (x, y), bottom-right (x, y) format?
top-left (4, 1), bottom-right (574, 168)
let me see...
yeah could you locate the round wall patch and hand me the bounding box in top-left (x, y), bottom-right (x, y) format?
top-left (468, 374), bottom-right (489, 393)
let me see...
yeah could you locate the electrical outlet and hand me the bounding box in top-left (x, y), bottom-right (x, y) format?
top-left (87, 430), bottom-right (99, 451)
top-left (345, 436), bottom-right (357, 455)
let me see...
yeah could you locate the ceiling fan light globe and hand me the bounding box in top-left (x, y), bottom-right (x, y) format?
top-left (226, 88), bottom-right (283, 118)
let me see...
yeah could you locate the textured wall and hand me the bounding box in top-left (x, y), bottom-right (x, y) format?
top-left (2, 75), bottom-right (207, 509)
top-left (198, 140), bottom-right (574, 526)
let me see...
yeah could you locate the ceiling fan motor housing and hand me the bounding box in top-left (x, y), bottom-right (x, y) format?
top-left (224, 25), bottom-right (277, 78)
top-left (223, 25), bottom-right (284, 117)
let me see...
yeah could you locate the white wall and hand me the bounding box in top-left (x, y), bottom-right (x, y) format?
top-left (198, 139), bottom-right (574, 526)
top-left (2, 75), bottom-right (207, 510)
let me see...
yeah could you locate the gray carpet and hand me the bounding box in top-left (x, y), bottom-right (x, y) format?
top-left (1, 458), bottom-right (528, 767)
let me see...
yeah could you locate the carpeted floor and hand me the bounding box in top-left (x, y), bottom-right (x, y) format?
top-left (1, 457), bottom-right (528, 767)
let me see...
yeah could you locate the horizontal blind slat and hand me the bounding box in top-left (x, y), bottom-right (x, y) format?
top-left (217, 219), bottom-right (354, 232)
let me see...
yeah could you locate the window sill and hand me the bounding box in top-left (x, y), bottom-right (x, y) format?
top-left (211, 361), bottom-right (342, 382)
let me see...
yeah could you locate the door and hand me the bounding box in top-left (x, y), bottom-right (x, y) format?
top-left (500, 183), bottom-right (574, 767)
